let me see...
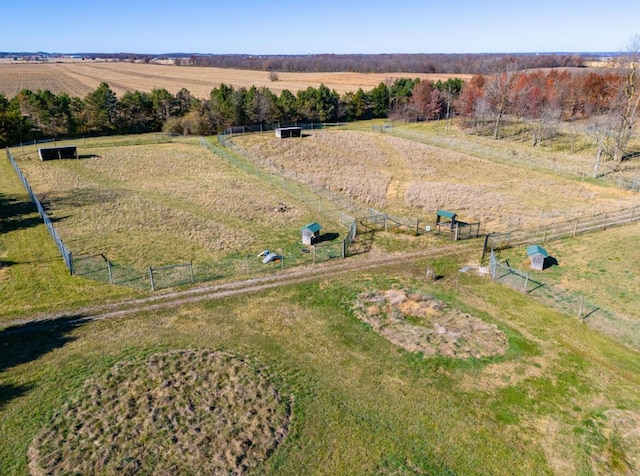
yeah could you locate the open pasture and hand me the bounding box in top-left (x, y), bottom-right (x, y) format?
top-left (231, 128), bottom-right (638, 230)
top-left (0, 61), bottom-right (470, 99)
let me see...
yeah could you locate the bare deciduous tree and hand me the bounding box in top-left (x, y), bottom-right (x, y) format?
top-left (484, 64), bottom-right (516, 139)
top-left (609, 35), bottom-right (640, 166)
top-left (585, 114), bottom-right (616, 177)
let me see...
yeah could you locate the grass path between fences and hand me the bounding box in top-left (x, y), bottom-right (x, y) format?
top-left (1, 241), bottom-right (481, 334)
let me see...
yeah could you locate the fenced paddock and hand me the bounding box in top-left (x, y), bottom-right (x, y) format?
top-left (490, 251), bottom-right (598, 319)
top-left (149, 262), bottom-right (194, 291)
top-left (489, 250), bottom-right (640, 350)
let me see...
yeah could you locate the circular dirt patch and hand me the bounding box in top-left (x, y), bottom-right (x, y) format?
top-left (29, 350), bottom-right (291, 475)
top-left (354, 289), bottom-right (508, 358)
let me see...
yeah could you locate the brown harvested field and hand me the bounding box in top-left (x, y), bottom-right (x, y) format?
top-left (231, 129), bottom-right (639, 230)
top-left (0, 60), bottom-right (471, 98)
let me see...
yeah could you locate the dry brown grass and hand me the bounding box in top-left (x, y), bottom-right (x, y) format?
top-left (353, 288), bottom-right (508, 359)
top-left (233, 130), bottom-right (638, 229)
top-left (14, 142), bottom-right (312, 267)
top-left (0, 61), bottom-right (471, 98)
top-left (28, 350), bottom-right (291, 476)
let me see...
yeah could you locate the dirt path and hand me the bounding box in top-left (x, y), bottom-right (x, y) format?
top-left (371, 135), bottom-right (415, 208)
top-left (2, 242), bottom-right (481, 333)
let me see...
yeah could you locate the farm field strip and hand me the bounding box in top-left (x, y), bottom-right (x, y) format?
top-left (0, 61), bottom-right (471, 98)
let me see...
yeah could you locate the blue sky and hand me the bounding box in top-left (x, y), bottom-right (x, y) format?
top-left (2, 0), bottom-right (638, 54)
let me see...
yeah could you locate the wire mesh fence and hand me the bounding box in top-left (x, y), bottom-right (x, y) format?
top-left (488, 250), bottom-right (640, 350)
top-left (6, 147), bottom-right (73, 273)
top-left (490, 251), bottom-right (598, 319)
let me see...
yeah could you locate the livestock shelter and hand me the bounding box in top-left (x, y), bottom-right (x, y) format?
top-left (527, 245), bottom-right (548, 270)
top-left (276, 127), bottom-right (302, 139)
top-left (435, 210), bottom-right (457, 231)
top-left (301, 222), bottom-right (322, 245)
top-left (38, 145), bottom-right (78, 161)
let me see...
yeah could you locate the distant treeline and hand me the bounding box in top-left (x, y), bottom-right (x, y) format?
top-left (4, 52), bottom-right (593, 74)
top-left (176, 53), bottom-right (588, 74)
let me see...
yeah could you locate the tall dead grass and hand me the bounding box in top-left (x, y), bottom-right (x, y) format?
top-left (14, 143), bottom-right (315, 267)
top-left (28, 350), bottom-right (291, 475)
top-left (353, 288), bottom-right (508, 359)
top-left (233, 130), bottom-right (638, 231)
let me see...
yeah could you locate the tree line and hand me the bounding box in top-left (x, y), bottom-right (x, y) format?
top-left (176, 53), bottom-right (586, 75)
top-left (0, 78), bottom-right (461, 147)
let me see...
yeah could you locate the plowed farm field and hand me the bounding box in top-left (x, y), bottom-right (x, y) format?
top-left (0, 60), bottom-right (470, 98)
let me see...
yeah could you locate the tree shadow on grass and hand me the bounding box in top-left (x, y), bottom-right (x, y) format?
top-left (0, 315), bottom-right (85, 409)
top-left (0, 193), bottom-right (41, 234)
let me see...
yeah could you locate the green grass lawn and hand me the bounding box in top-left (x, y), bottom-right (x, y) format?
top-left (2, 264), bottom-right (640, 474)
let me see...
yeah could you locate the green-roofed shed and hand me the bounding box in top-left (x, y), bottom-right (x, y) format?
top-left (527, 245), bottom-right (548, 270)
top-left (436, 210), bottom-right (457, 231)
top-left (301, 222), bottom-right (322, 245)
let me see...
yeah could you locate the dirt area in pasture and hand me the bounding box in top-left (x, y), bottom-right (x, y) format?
top-left (353, 289), bottom-right (508, 359)
top-left (28, 350), bottom-right (291, 475)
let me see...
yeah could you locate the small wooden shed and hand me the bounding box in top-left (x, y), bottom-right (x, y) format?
top-left (436, 210), bottom-right (457, 231)
top-left (527, 245), bottom-right (548, 271)
top-left (276, 127), bottom-right (302, 139)
top-left (301, 222), bottom-right (322, 245)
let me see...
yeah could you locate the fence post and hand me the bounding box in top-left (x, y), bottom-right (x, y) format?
top-left (481, 235), bottom-right (490, 265)
top-left (578, 296), bottom-right (584, 320)
top-left (524, 273), bottom-right (529, 293)
top-left (573, 219), bottom-right (578, 237)
top-left (106, 257), bottom-right (113, 284)
top-left (189, 261), bottom-right (194, 284)
top-left (313, 245), bottom-right (317, 264)
top-left (149, 267), bottom-right (156, 292)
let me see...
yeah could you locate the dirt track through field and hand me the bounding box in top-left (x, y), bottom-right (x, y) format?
top-left (2, 242), bottom-right (481, 334)
top-left (371, 135), bottom-right (415, 208)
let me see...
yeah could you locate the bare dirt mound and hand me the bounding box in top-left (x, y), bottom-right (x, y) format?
top-left (354, 289), bottom-right (508, 359)
top-left (28, 350), bottom-right (291, 476)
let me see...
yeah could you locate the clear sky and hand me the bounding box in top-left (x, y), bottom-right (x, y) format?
top-left (1, 0), bottom-right (638, 55)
